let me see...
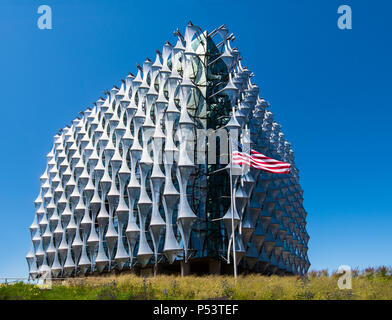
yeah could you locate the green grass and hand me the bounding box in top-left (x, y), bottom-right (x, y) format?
top-left (1, 267), bottom-right (392, 300)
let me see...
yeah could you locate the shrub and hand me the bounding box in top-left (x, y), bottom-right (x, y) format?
top-left (1, 267), bottom-right (392, 300)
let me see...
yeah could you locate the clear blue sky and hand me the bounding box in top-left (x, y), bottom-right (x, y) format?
top-left (1, 0), bottom-right (391, 277)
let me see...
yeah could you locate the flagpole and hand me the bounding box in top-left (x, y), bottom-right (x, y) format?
top-left (229, 135), bottom-right (237, 280)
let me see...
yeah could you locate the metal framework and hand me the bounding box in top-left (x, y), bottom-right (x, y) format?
top-left (26, 23), bottom-right (310, 278)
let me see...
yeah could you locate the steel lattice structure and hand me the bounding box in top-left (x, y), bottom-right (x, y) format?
top-left (26, 23), bottom-right (310, 278)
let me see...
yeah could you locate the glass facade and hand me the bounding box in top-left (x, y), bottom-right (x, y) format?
top-left (26, 23), bottom-right (310, 278)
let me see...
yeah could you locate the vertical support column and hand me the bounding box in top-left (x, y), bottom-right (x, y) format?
top-left (181, 260), bottom-right (190, 277)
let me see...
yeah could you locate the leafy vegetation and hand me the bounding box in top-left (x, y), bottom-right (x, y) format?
top-left (1, 267), bottom-right (392, 300)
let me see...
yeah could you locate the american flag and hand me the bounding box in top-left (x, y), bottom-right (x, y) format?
top-left (231, 139), bottom-right (291, 174)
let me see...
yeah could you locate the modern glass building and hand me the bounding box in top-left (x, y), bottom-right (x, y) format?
top-left (26, 23), bottom-right (310, 278)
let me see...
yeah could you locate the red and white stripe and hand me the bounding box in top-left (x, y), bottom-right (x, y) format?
top-left (232, 149), bottom-right (291, 174)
